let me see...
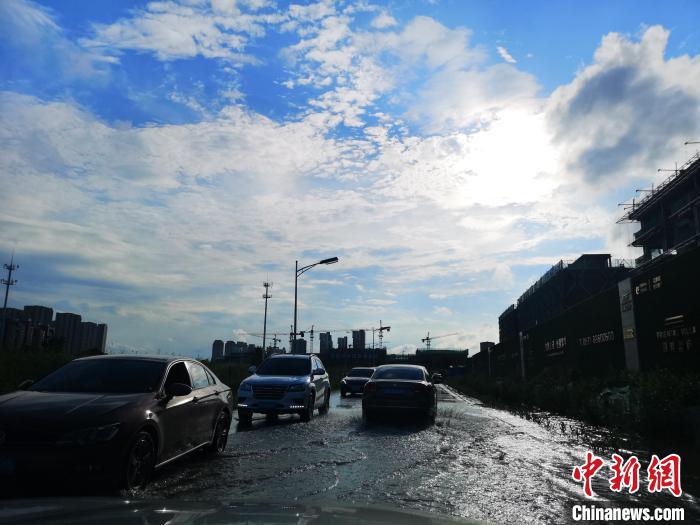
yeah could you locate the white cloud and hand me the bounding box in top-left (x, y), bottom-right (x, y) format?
top-left (497, 45), bottom-right (516, 63)
top-left (432, 306), bottom-right (452, 316)
top-left (371, 11), bottom-right (397, 29)
top-left (83, 0), bottom-right (284, 63)
top-left (2, 7), bottom-right (699, 355)
top-left (547, 25), bottom-right (700, 189)
top-left (0, 0), bottom-right (115, 82)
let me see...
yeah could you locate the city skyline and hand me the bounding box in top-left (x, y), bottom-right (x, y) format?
top-left (1, 1), bottom-right (699, 357)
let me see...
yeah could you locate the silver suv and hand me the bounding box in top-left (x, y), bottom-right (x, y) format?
top-left (237, 354), bottom-right (330, 425)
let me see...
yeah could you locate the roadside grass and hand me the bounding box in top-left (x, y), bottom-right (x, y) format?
top-left (447, 367), bottom-right (700, 488)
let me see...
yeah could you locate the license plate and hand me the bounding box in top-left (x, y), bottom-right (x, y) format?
top-left (383, 387), bottom-right (409, 396)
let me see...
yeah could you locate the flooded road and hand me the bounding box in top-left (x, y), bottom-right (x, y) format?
top-left (143, 385), bottom-right (699, 524)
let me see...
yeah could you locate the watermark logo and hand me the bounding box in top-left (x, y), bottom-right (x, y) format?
top-left (572, 452), bottom-right (682, 498)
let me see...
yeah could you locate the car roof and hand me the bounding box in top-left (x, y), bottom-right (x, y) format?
top-left (75, 354), bottom-right (191, 364)
top-left (268, 354), bottom-right (311, 359)
top-left (374, 364), bottom-right (426, 370)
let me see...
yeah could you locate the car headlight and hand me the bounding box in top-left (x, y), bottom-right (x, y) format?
top-left (239, 382), bottom-right (252, 392)
top-left (57, 422), bottom-right (121, 446)
top-left (288, 383), bottom-right (306, 392)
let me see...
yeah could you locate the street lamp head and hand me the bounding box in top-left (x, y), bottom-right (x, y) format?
top-left (319, 256), bottom-right (339, 265)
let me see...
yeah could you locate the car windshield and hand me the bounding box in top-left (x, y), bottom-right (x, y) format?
top-left (347, 368), bottom-right (374, 378)
top-left (372, 367), bottom-right (424, 381)
top-left (255, 358), bottom-right (310, 376)
top-left (30, 359), bottom-right (166, 394)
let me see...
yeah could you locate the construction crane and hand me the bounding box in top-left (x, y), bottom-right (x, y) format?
top-left (369, 320), bottom-right (391, 349)
top-left (245, 332), bottom-right (282, 352)
top-left (421, 331), bottom-right (460, 351)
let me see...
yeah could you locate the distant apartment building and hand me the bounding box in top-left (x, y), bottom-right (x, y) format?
top-left (352, 330), bottom-right (366, 351)
top-left (291, 338), bottom-right (307, 355)
top-left (337, 336), bottom-right (348, 350)
top-left (96, 324), bottom-right (108, 353)
top-left (319, 332), bottom-right (333, 353)
top-left (1, 305), bottom-right (106, 354)
top-left (224, 340), bottom-right (235, 358)
top-left (80, 322), bottom-right (98, 353)
top-left (55, 312), bottom-right (82, 354)
top-left (212, 339), bottom-right (224, 360)
top-left (480, 341), bottom-right (495, 354)
top-left (23, 305), bottom-right (53, 327)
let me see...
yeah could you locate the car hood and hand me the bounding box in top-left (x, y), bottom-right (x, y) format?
top-left (242, 374), bottom-right (309, 387)
top-left (0, 498), bottom-right (483, 524)
top-left (0, 390), bottom-right (150, 428)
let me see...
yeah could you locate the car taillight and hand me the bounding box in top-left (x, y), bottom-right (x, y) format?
top-left (413, 383), bottom-right (430, 394)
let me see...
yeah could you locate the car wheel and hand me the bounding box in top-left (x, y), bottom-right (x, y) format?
top-left (340, 389), bottom-right (346, 397)
top-left (207, 412), bottom-right (230, 454)
top-left (238, 409), bottom-right (252, 426)
top-left (123, 431), bottom-right (156, 490)
top-left (319, 390), bottom-right (330, 415)
top-left (300, 393), bottom-right (315, 422)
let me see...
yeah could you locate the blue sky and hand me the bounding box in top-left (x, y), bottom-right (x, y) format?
top-left (1, 0), bottom-right (699, 357)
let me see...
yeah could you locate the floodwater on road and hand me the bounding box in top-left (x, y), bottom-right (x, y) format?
top-left (141, 385), bottom-right (700, 524)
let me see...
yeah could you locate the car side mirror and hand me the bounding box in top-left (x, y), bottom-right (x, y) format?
top-left (312, 367), bottom-right (325, 376)
top-left (18, 379), bottom-right (34, 390)
top-left (165, 382), bottom-right (192, 398)
top-left (248, 366), bottom-right (257, 375)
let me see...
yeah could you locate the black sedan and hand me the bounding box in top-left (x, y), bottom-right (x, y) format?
top-left (362, 364), bottom-right (439, 424)
top-left (340, 367), bottom-right (375, 397)
top-left (0, 355), bottom-right (233, 490)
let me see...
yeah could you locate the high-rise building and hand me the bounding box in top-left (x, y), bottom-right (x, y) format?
top-left (55, 312), bottom-right (82, 354)
top-left (212, 340), bottom-right (224, 360)
top-left (319, 332), bottom-right (333, 353)
top-left (223, 340), bottom-right (235, 358)
top-left (292, 338), bottom-right (307, 354)
top-left (96, 324), bottom-right (108, 353)
top-left (480, 341), bottom-right (495, 355)
top-left (352, 330), bottom-right (366, 351)
top-left (80, 321), bottom-right (99, 353)
top-left (23, 305), bottom-right (53, 327)
top-left (337, 336), bottom-right (348, 350)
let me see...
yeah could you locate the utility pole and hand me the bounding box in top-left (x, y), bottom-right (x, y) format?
top-left (309, 324), bottom-right (314, 354)
top-left (262, 281), bottom-right (272, 353)
top-left (1, 255), bottom-right (19, 351)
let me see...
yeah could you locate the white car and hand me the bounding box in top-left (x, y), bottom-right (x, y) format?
top-left (237, 354), bottom-right (330, 425)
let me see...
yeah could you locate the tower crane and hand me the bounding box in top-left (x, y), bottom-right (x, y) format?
top-left (421, 331), bottom-right (460, 351)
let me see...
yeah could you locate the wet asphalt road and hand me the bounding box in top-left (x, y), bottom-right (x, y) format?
top-left (141, 385), bottom-right (699, 524)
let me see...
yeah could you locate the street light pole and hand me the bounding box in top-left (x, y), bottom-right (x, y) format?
top-left (262, 281), bottom-right (272, 355)
top-left (294, 260), bottom-right (298, 342)
top-left (293, 256), bottom-right (339, 351)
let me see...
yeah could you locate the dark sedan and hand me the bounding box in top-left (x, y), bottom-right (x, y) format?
top-left (340, 367), bottom-right (375, 397)
top-left (0, 355), bottom-right (233, 490)
top-left (362, 364), bottom-right (439, 424)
